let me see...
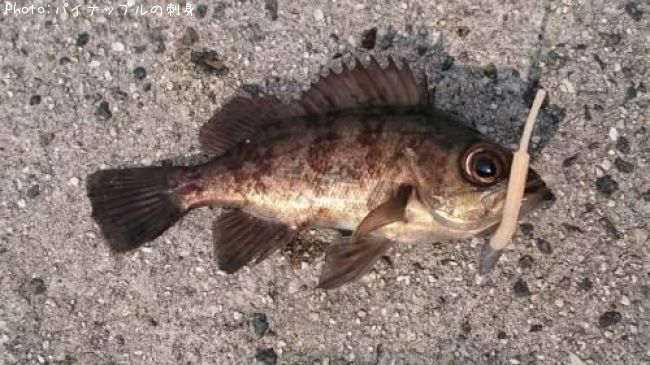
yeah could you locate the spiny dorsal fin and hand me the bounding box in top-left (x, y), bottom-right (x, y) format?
top-left (199, 57), bottom-right (427, 156)
top-left (301, 57), bottom-right (427, 113)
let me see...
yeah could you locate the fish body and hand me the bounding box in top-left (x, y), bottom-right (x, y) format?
top-left (87, 58), bottom-right (551, 288)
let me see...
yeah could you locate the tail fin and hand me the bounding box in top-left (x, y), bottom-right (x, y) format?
top-left (86, 166), bottom-right (186, 251)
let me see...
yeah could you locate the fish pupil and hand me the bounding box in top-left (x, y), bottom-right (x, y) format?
top-left (475, 156), bottom-right (497, 178)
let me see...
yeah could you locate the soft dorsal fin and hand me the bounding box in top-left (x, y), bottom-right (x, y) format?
top-left (199, 57), bottom-right (428, 156)
top-left (199, 96), bottom-right (306, 156)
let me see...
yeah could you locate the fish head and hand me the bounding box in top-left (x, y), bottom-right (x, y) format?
top-left (410, 136), bottom-right (552, 237)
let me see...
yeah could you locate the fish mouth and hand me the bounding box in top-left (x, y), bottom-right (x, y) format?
top-left (472, 169), bottom-right (551, 236)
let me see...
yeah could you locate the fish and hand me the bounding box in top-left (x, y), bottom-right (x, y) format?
top-left (87, 57), bottom-right (552, 289)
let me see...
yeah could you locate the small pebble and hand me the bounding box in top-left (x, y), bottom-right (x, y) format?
top-left (30, 95), bottom-right (42, 106)
top-left (561, 78), bottom-right (575, 93)
top-left (378, 26), bottom-right (396, 50)
top-left (622, 66), bottom-right (634, 78)
top-left (111, 42), bottom-right (125, 52)
top-left (212, 3), bottom-right (226, 19)
top-left (26, 277), bottom-right (47, 295)
top-left (513, 279), bottom-right (531, 297)
top-left (77, 32), bottom-right (90, 47)
top-left (608, 127), bottom-right (619, 142)
top-left (642, 189), bottom-right (650, 201)
top-left (562, 154), bottom-right (579, 168)
top-left (249, 313), bottom-right (269, 337)
top-left (265, 0), bottom-right (278, 20)
top-left (441, 55), bottom-right (455, 71)
top-left (483, 63), bottom-right (498, 79)
top-left (616, 136), bottom-right (630, 154)
top-left (613, 157), bottom-right (634, 173)
top-left (68, 177), bottom-right (80, 187)
top-left (149, 28), bottom-right (167, 53)
top-left (313, 8), bottom-right (324, 23)
top-left (595, 175), bottom-right (618, 197)
top-left (546, 49), bottom-right (567, 69)
top-left (535, 239), bottom-right (552, 254)
top-left (518, 255), bottom-right (534, 269)
top-left (632, 229), bottom-right (648, 244)
top-left (461, 320), bottom-right (471, 334)
top-left (569, 353), bottom-right (588, 365)
top-left (614, 63), bottom-right (622, 72)
top-left (196, 4), bottom-right (208, 19)
top-left (620, 296), bottom-right (630, 306)
top-left (133, 67), bottom-right (147, 80)
top-left (625, 85), bottom-right (637, 100)
top-left (599, 32), bottom-right (623, 47)
top-left (242, 84), bottom-right (263, 96)
top-left (255, 348), bottom-right (278, 365)
top-left (27, 185), bottom-right (40, 198)
top-left (190, 49), bottom-right (229, 75)
top-left (601, 159), bottom-right (612, 171)
top-left (457, 26), bottom-right (470, 37)
top-left (598, 311), bottom-right (622, 328)
top-left (562, 223), bottom-right (584, 234)
top-left (96, 101), bottom-right (112, 120)
top-left (599, 217), bottom-right (621, 239)
top-left (182, 27), bottom-right (199, 45)
top-left (624, 2), bottom-right (644, 21)
top-left (519, 223), bottom-right (534, 237)
top-left (584, 105), bottom-right (592, 120)
top-left (593, 54), bottom-right (606, 69)
top-left (361, 27), bottom-right (377, 50)
top-left (17, 199), bottom-right (26, 208)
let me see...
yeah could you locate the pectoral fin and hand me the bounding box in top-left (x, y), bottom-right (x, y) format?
top-left (318, 185), bottom-right (412, 289)
top-left (354, 183), bottom-right (413, 239)
top-left (318, 234), bottom-right (394, 289)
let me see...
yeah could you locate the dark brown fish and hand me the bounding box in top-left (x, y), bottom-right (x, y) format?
top-left (87, 58), bottom-right (551, 289)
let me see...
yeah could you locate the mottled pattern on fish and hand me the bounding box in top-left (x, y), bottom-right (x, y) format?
top-left (87, 57), bottom-right (550, 289)
top-left (184, 109), bottom-right (466, 227)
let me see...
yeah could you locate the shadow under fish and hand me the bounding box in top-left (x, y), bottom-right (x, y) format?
top-left (86, 57), bottom-right (552, 289)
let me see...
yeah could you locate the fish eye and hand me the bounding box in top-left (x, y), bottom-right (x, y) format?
top-left (461, 144), bottom-right (508, 186)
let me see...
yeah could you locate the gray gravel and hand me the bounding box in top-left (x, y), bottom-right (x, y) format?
top-left (1, 0), bottom-right (649, 364)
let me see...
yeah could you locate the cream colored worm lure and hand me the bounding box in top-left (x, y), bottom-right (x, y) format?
top-left (479, 89), bottom-right (547, 274)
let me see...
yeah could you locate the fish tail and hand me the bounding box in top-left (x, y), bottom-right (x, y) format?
top-left (86, 166), bottom-right (187, 252)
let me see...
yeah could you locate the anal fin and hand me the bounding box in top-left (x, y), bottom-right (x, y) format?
top-left (213, 210), bottom-right (296, 273)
